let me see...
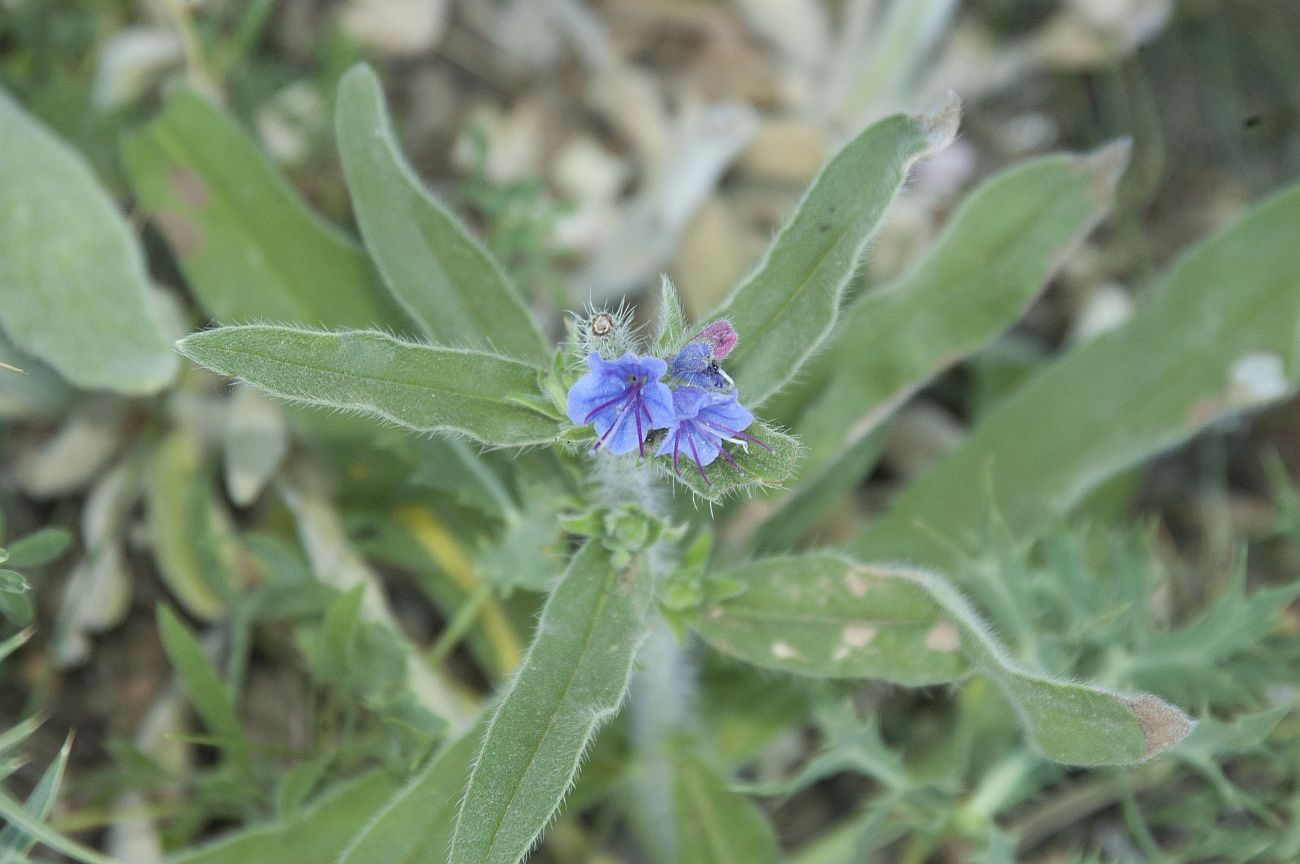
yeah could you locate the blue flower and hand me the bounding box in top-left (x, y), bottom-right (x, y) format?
top-left (668, 320), bottom-right (738, 389)
top-left (566, 353), bottom-right (675, 456)
top-left (669, 341), bottom-right (732, 389)
top-left (655, 386), bottom-right (767, 484)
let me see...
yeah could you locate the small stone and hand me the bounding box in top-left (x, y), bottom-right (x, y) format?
top-left (737, 120), bottom-right (827, 184)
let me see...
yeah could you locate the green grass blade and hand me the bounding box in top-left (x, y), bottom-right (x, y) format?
top-left (340, 725), bottom-right (480, 864)
top-left (0, 627), bottom-right (33, 665)
top-left (707, 96), bottom-right (958, 407)
top-left (672, 752), bottom-right (780, 864)
top-left (0, 86), bottom-right (176, 394)
top-left (0, 787), bottom-right (122, 864)
top-left (0, 734), bottom-right (76, 863)
top-left (0, 713), bottom-right (43, 757)
top-left (852, 182), bottom-right (1300, 569)
top-left (121, 88), bottom-right (405, 331)
top-left (695, 554), bottom-right (1193, 765)
top-left (450, 541), bottom-right (652, 864)
top-left (176, 325), bottom-right (562, 447)
top-left (336, 65), bottom-right (549, 363)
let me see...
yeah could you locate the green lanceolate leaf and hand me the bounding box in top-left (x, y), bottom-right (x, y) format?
top-left (852, 181), bottom-right (1300, 570)
top-left (121, 88), bottom-right (404, 330)
top-left (0, 86), bottom-right (176, 394)
top-left (3, 527), bottom-right (72, 568)
top-left (170, 769), bottom-right (407, 864)
top-left (672, 752), bottom-right (781, 864)
top-left (655, 421), bottom-right (803, 503)
top-left (752, 426), bottom-right (887, 554)
top-left (707, 95), bottom-right (959, 408)
top-left (909, 566), bottom-right (1193, 765)
top-left (341, 725), bottom-right (481, 864)
top-left (734, 702), bottom-right (908, 797)
top-left (146, 432), bottom-right (238, 620)
top-left (655, 274), bottom-right (689, 355)
top-left (695, 554), bottom-right (1192, 765)
top-left (694, 553), bottom-right (968, 686)
top-left (321, 584), bottom-right (366, 680)
top-left (156, 606), bottom-right (253, 773)
top-left (780, 144), bottom-right (1129, 495)
top-left (176, 325), bottom-right (562, 447)
top-left (0, 570), bottom-right (27, 594)
top-left (336, 64), bottom-right (549, 363)
top-left (450, 541), bottom-right (652, 864)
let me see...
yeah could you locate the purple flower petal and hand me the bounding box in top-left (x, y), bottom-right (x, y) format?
top-left (655, 386), bottom-right (757, 482)
top-left (566, 353), bottom-right (673, 455)
top-left (697, 320), bottom-right (738, 359)
top-left (668, 341), bottom-right (732, 389)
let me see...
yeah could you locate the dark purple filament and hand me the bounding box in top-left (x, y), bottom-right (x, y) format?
top-left (670, 420), bottom-right (770, 487)
top-left (586, 379), bottom-right (654, 456)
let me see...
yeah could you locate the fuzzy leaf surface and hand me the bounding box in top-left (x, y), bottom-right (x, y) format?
top-left (336, 65), bottom-right (548, 363)
top-left (852, 182), bottom-right (1300, 569)
top-left (0, 86), bottom-right (176, 393)
top-left (121, 88), bottom-right (404, 330)
top-left (654, 274), bottom-right (690, 355)
top-left (696, 554), bottom-right (1192, 765)
top-left (708, 99), bottom-right (956, 407)
top-left (450, 541), bottom-right (651, 864)
top-left (176, 325), bottom-right (562, 447)
top-left (775, 145), bottom-right (1127, 503)
top-left (340, 725), bottom-right (480, 864)
top-left (695, 553), bottom-right (967, 686)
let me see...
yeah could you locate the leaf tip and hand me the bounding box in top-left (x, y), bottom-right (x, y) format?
top-left (1081, 138), bottom-right (1132, 202)
top-left (1124, 693), bottom-right (1195, 760)
top-left (339, 60), bottom-right (379, 90)
top-left (917, 90), bottom-right (962, 155)
top-left (173, 334), bottom-right (199, 362)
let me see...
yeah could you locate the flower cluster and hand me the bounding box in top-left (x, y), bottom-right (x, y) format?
top-left (565, 320), bottom-right (766, 485)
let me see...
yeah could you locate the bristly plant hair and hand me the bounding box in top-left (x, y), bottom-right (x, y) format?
top-left (568, 299), bottom-right (645, 367)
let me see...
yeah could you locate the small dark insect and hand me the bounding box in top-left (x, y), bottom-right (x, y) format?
top-left (1243, 114), bottom-right (1264, 129)
top-left (590, 312), bottom-right (615, 336)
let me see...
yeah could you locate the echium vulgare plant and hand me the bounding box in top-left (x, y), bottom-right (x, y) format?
top-left (164, 62), bottom-right (1300, 863)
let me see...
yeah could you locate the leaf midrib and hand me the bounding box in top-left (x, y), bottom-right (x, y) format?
top-left (196, 339), bottom-right (536, 411)
top-left (345, 81), bottom-right (546, 362)
top-left (728, 131), bottom-right (920, 398)
top-left (477, 558), bottom-right (618, 863)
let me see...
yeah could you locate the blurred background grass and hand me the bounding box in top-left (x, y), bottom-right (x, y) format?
top-left (2, 1), bottom-right (1300, 861)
